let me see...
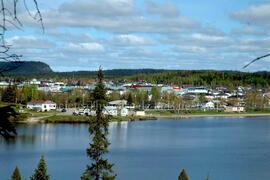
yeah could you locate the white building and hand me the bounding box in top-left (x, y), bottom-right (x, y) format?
top-left (187, 87), bottom-right (209, 94)
top-left (103, 106), bottom-right (129, 116)
top-left (103, 106), bottom-right (118, 116)
top-left (202, 101), bottom-right (215, 109)
top-left (120, 107), bottom-right (129, 116)
top-left (224, 106), bottom-right (245, 113)
top-left (27, 100), bottom-right (57, 112)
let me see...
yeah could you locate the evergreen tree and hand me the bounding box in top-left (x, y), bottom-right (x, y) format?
top-left (11, 166), bottom-right (21, 180)
top-left (30, 156), bottom-right (50, 180)
top-left (178, 169), bottom-right (189, 180)
top-left (150, 86), bottom-right (161, 107)
top-left (82, 68), bottom-right (116, 180)
top-left (127, 93), bottom-right (133, 106)
top-left (2, 84), bottom-right (17, 103)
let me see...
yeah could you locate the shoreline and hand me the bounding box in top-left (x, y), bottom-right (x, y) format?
top-left (154, 113), bottom-right (270, 119)
top-left (22, 113), bottom-right (270, 124)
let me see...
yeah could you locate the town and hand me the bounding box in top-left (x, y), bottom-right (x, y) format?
top-left (1, 77), bottom-right (269, 118)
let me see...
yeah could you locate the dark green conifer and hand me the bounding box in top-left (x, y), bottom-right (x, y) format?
top-left (178, 169), bottom-right (189, 180)
top-left (2, 84), bottom-right (17, 103)
top-left (11, 166), bottom-right (22, 180)
top-left (30, 156), bottom-right (50, 180)
top-left (82, 68), bottom-right (116, 180)
top-left (127, 93), bottom-right (133, 106)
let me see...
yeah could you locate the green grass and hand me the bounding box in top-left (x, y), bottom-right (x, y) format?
top-left (41, 115), bottom-right (157, 123)
top-left (42, 115), bottom-right (90, 123)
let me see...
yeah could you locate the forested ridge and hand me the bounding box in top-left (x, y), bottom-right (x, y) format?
top-left (2, 61), bottom-right (270, 87)
top-left (122, 70), bottom-right (270, 87)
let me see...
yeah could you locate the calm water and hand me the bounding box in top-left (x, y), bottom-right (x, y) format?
top-left (1, 117), bottom-right (270, 180)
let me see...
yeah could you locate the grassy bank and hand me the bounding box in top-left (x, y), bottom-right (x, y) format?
top-left (41, 115), bottom-right (157, 123)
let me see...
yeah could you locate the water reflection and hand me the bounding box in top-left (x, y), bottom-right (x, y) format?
top-left (109, 121), bottom-right (129, 149)
top-left (1, 118), bottom-right (270, 180)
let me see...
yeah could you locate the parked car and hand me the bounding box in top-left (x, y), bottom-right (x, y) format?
top-left (73, 109), bottom-right (90, 116)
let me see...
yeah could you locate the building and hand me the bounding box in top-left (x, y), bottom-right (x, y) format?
top-left (103, 106), bottom-right (118, 116)
top-left (202, 101), bottom-right (215, 109)
top-left (129, 110), bottom-right (146, 116)
top-left (224, 106), bottom-right (245, 113)
top-left (27, 100), bottom-right (57, 112)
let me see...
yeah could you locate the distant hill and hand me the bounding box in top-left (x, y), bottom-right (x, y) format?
top-left (1, 61), bottom-right (270, 88)
top-left (0, 61), bottom-right (53, 75)
top-left (56, 69), bottom-right (169, 77)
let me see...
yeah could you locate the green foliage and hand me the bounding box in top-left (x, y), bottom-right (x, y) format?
top-left (0, 105), bottom-right (18, 137)
top-left (22, 85), bottom-right (39, 102)
top-left (124, 70), bottom-right (270, 87)
top-left (30, 156), bottom-right (50, 180)
top-left (2, 84), bottom-right (17, 103)
top-left (11, 166), bottom-right (22, 180)
top-left (1, 61), bottom-right (53, 76)
top-left (178, 169), bottom-right (189, 180)
top-left (150, 86), bottom-right (161, 107)
top-left (127, 93), bottom-right (133, 105)
top-left (199, 94), bottom-right (207, 103)
top-left (82, 68), bottom-right (116, 180)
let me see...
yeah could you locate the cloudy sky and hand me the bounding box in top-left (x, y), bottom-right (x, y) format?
top-left (5, 0), bottom-right (270, 72)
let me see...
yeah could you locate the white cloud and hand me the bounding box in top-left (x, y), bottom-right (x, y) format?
top-left (62, 42), bottom-right (105, 53)
top-left (109, 35), bottom-right (154, 46)
top-left (59, 0), bottom-right (134, 17)
top-left (7, 36), bottom-right (55, 49)
top-left (231, 26), bottom-right (268, 36)
top-left (161, 33), bottom-right (231, 48)
top-left (20, 0), bottom-right (199, 34)
top-left (230, 4), bottom-right (270, 29)
top-left (147, 0), bottom-right (179, 17)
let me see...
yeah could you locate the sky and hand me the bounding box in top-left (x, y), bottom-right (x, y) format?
top-left (4, 0), bottom-right (270, 72)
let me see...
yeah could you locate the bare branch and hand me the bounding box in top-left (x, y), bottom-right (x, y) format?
top-left (0, 0), bottom-right (44, 76)
top-left (243, 54), bottom-right (270, 69)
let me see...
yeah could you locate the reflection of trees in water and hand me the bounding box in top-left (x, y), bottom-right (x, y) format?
top-left (0, 105), bottom-right (18, 138)
top-left (0, 134), bottom-right (36, 146)
top-left (0, 123), bottom-right (40, 146)
top-left (109, 121), bottom-right (129, 148)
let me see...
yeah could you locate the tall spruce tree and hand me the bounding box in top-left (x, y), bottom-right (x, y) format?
top-left (82, 68), bottom-right (116, 180)
top-left (178, 169), bottom-right (189, 180)
top-left (2, 84), bottom-right (17, 103)
top-left (30, 156), bottom-right (50, 180)
top-left (11, 166), bottom-right (22, 180)
top-left (127, 93), bottom-right (133, 106)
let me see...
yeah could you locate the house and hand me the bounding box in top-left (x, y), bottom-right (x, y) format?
top-left (202, 101), bottom-right (215, 109)
top-left (109, 100), bottom-right (127, 107)
top-left (129, 110), bottom-right (146, 116)
top-left (224, 106), bottom-right (245, 113)
top-left (187, 87), bottom-right (209, 94)
top-left (103, 106), bottom-right (118, 116)
top-left (27, 100), bottom-right (57, 112)
top-left (120, 107), bottom-right (129, 116)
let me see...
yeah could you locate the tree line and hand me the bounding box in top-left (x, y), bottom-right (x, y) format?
top-left (122, 70), bottom-right (270, 88)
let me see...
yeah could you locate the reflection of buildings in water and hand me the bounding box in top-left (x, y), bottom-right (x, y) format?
top-left (109, 121), bottom-right (129, 148)
top-left (40, 124), bottom-right (56, 149)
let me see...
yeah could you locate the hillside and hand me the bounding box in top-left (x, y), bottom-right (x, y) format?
top-left (0, 61), bottom-right (269, 87)
top-left (0, 61), bottom-right (53, 75)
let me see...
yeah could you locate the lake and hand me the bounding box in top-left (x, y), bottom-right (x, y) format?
top-left (1, 117), bottom-right (270, 180)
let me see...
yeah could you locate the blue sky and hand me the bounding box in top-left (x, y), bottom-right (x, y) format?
top-left (5, 0), bottom-right (270, 72)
